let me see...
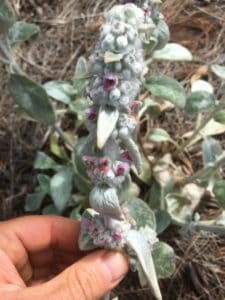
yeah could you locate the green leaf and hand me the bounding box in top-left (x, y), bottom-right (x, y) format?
top-left (132, 153), bottom-right (151, 185)
top-left (166, 193), bottom-right (192, 223)
top-left (9, 74), bottom-right (56, 125)
top-left (50, 169), bottom-right (73, 212)
top-left (213, 180), bottom-right (225, 209)
top-left (202, 137), bottom-right (223, 167)
top-left (138, 98), bottom-right (161, 119)
top-left (214, 110), bottom-right (225, 124)
top-left (145, 76), bottom-right (186, 108)
top-left (97, 105), bottom-right (119, 149)
top-left (155, 210), bottom-right (171, 234)
top-left (37, 174), bottom-right (50, 194)
top-left (152, 19), bottom-right (170, 50)
top-left (73, 138), bottom-right (88, 179)
top-left (43, 80), bottom-right (76, 104)
top-left (152, 242), bottom-right (176, 278)
top-left (149, 128), bottom-right (171, 143)
top-left (50, 135), bottom-right (69, 160)
top-left (70, 206), bottom-right (82, 220)
top-left (126, 229), bottom-right (162, 300)
top-left (185, 91), bottom-right (215, 115)
top-left (74, 56), bottom-right (89, 96)
top-left (73, 168), bottom-right (91, 194)
top-left (8, 21), bottom-right (39, 46)
top-left (153, 43), bottom-right (192, 61)
top-left (25, 188), bottom-right (46, 212)
top-left (42, 204), bottom-right (61, 216)
top-left (123, 138), bottom-right (142, 174)
top-left (34, 152), bottom-right (61, 171)
top-left (211, 64), bottom-right (225, 80)
top-left (69, 98), bottom-right (91, 126)
top-left (191, 80), bottom-right (214, 94)
top-left (148, 181), bottom-right (162, 209)
top-left (0, 0), bottom-right (15, 34)
top-left (123, 198), bottom-right (156, 230)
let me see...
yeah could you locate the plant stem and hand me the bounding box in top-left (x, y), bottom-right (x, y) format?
top-left (53, 124), bottom-right (74, 149)
top-left (194, 223), bottom-right (225, 234)
top-left (180, 103), bottom-right (225, 151)
top-left (172, 219), bottom-right (225, 234)
top-left (179, 153), bottom-right (225, 186)
top-left (0, 56), bottom-right (9, 64)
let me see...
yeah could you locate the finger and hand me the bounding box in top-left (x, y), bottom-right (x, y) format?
top-left (0, 228), bottom-right (30, 275)
top-left (29, 250), bottom-right (54, 268)
top-left (31, 263), bottom-right (69, 281)
top-left (0, 216), bottom-right (81, 254)
top-left (0, 249), bottom-right (25, 288)
top-left (15, 250), bottom-right (129, 300)
top-left (30, 249), bottom-right (79, 268)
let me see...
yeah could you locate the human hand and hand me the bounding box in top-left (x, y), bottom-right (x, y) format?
top-left (0, 216), bottom-right (128, 300)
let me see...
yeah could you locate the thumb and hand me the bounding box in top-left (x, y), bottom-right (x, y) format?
top-left (21, 250), bottom-right (129, 300)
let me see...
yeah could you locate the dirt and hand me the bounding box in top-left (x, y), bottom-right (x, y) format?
top-left (0, 0), bottom-right (225, 299)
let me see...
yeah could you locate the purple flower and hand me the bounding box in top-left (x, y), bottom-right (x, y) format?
top-left (82, 218), bottom-right (92, 229)
top-left (99, 157), bottom-right (110, 173)
top-left (82, 156), bottom-right (95, 170)
top-left (103, 73), bottom-right (118, 91)
top-left (113, 228), bottom-right (123, 242)
top-left (120, 151), bottom-right (134, 164)
top-left (85, 106), bottom-right (98, 122)
top-left (129, 101), bottom-right (141, 114)
top-left (115, 162), bottom-right (129, 177)
top-left (143, 6), bottom-right (152, 16)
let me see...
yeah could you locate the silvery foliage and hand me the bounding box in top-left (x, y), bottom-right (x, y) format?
top-left (79, 1), bottom-right (172, 299)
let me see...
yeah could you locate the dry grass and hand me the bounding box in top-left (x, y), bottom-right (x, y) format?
top-left (0, 0), bottom-right (225, 298)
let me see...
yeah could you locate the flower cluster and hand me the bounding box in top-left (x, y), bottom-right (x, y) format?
top-left (89, 4), bottom-right (145, 112)
top-left (81, 213), bottom-right (131, 249)
top-left (80, 1), bottom-right (167, 251)
top-left (82, 155), bottom-right (131, 186)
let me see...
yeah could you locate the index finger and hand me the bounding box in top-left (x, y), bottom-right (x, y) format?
top-left (0, 216), bottom-right (81, 254)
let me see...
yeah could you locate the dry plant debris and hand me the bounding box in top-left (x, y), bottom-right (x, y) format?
top-left (0, 0), bottom-right (225, 298)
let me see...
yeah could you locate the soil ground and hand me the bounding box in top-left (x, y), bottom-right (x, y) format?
top-left (0, 0), bottom-right (225, 299)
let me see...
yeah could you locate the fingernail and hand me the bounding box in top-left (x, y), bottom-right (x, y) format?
top-left (102, 251), bottom-right (129, 282)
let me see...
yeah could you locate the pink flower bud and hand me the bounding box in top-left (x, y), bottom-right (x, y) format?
top-left (85, 106), bottom-right (98, 122)
top-left (82, 218), bottom-right (92, 229)
top-left (114, 228), bottom-right (123, 242)
top-left (115, 162), bottom-right (129, 177)
top-left (103, 73), bottom-right (118, 91)
top-left (130, 101), bottom-right (141, 114)
top-left (120, 151), bottom-right (134, 164)
top-left (143, 6), bottom-right (152, 16)
top-left (99, 157), bottom-right (110, 173)
top-left (82, 156), bottom-right (95, 170)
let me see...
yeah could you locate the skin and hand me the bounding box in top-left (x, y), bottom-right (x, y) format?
top-left (0, 216), bottom-right (129, 300)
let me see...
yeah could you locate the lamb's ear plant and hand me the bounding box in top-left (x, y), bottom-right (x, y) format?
top-left (3, 0), bottom-right (225, 298)
top-left (78, 2), bottom-right (176, 299)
